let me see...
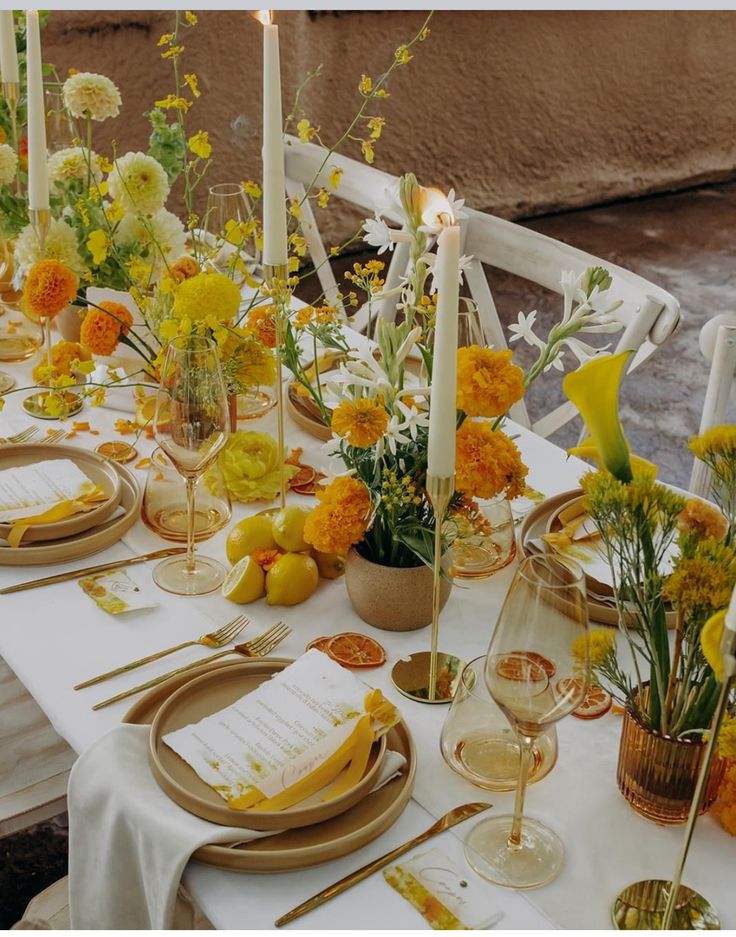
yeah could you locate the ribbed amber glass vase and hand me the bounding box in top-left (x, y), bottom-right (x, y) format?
top-left (616, 703), bottom-right (725, 825)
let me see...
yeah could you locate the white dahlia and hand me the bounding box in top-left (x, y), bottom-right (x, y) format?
top-left (47, 146), bottom-right (103, 189)
top-left (114, 208), bottom-right (186, 282)
top-left (108, 151), bottom-right (169, 215)
top-left (13, 217), bottom-right (86, 280)
top-left (0, 143), bottom-right (17, 187)
top-left (62, 72), bottom-right (121, 122)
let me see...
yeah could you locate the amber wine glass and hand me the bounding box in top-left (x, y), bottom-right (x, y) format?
top-left (152, 335), bottom-right (230, 596)
top-left (464, 554), bottom-right (590, 889)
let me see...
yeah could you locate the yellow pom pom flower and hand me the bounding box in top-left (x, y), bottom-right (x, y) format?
top-left (173, 271), bottom-right (241, 324)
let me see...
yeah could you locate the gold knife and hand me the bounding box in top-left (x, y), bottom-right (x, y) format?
top-left (0, 548), bottom-right (187, 595)
top-left (274, 802), bottom-right (492, 927)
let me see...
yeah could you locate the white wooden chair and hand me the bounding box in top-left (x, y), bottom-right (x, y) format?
top-left (689, 314), bottom-right (736, 499)
top-left (284, 136), bottom-right (681, 438)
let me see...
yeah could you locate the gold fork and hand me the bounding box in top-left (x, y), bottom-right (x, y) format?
top-left (74, 615), bottom-right (250, 690)
top-left (0, 426), bottom-right (38, 445)
top-left (40, 428), bottom-right (67, 445)
top-left (92, 622), bottom-right (291, 710)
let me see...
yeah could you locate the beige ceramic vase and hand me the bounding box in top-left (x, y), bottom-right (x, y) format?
top-left (344, 547), bottom-right (453, 631)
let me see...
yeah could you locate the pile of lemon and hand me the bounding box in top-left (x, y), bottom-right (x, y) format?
top-left (221, 506), bottom-right (344, 607)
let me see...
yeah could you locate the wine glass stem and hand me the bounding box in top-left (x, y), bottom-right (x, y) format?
top-left (185, 476), bottom-right (197, 573)
top-left (44, 317), bottom-right (52, 368)
top-left (508, 735), bottom-right (534, 847)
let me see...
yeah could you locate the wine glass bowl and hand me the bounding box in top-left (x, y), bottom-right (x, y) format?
top-left (200, 183), bottom-right (259, 284)
top-left (464, 554), bottom-right (589, 890)
top-left (152, 335), bottom-right (230, 596)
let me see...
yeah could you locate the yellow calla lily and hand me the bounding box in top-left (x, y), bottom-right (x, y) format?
top-left (563, 351), bottom-right (634, 483)
top-left (701, 610), bottom-right (725, 681)
top-left (568, 438), bottom-right (658, 479)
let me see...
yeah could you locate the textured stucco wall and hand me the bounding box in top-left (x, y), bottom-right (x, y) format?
top-left (40, 10), bottom-right (736, 233)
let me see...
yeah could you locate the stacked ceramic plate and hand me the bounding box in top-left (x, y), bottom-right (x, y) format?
top-left (124, 658), bottom-right (416, 872)
top-left (518, 488), bottom-right (677, 628)
top-left (0, 443), bottom-right (142, 566)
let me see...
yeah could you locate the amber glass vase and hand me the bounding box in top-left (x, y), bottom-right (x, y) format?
top-left (616, 702), bottom-right (725, 825)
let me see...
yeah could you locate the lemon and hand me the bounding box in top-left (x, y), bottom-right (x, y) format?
top-left (701, 610), bottom-right (725, 680)
top-left (222, 555), bottom-right (266, 604)
top-left (266, 553), bottom-right (319, 606)
top-left (313, 550), bottom-right (346, 579)
top-left (226, 514), bottom-right (278, 565)
top-left (272, 505), bottom-right (311, 553)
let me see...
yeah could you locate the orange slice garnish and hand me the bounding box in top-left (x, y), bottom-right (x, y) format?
top-left (306, 636), bottom-right (332, 653)
top-left (327, 632), bottom-right (387, 669)
top-left (289, 465), bottom-right (316, 489)
top-left (556, 677), bottom-right (612, 719)
top-left (497, 651), bottom-right (556, 682)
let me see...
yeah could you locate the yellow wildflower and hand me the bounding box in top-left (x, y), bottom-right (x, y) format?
top-left (332, 397), bottom-right (389, 448)
top-left (288, 198), bottom-right (302, 220)
top-left (287, 256), bottom-right (300, 273)
top-left (185, 11), bottom-right (198, 25)
top-left (154, 94), bottom-right (191, 112)
top-left (296, 118), bottom-right (318, 144)
top-left (184, 73), bottom-right (201, 98)
top-left (188, 130), bottom-right (211, 159)
top-left (243, 180), bottom-right (262, 200)
top-left (289, 234), bottom-right (307, 257)
top-left (86, 229), bottom-right (109, 266)
top-left (89, 385), bottom-right (106, 407)
top-left (395, 45), bottom-right (412, 65)
top-left (157, 33), bottom-right (173, 46)
top-left (328, 166), bottom-right (343, 190)
top-left (367, 116), bottom-right (385, 140)
top-left (98, 156), bottom-right (113, 173)
top-left (574, 629), bottom-right (615, 668)
top-left (161, 45), bottom-right (184, 60)
top-left (360, 140), bottom-right (374, 164)
top-left (419, 27), bottom-right (430, 40)
top-left (106, 198), bottom-right (124, 223)
top-left (359, 74), bottom-right (373, 95)
top-left (317, 188), bottom-right (330, 208)
top-left (67, 67), bottom-right (79, 76)
top-left (665, 539), bottom-right (736, 618)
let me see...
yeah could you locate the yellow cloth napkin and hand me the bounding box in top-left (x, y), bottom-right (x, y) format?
top-left (8, 483), bottom-right (109, 547)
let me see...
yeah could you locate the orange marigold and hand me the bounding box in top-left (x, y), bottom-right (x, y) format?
top-left (31, 339), bottom-right (90, 384)
top-left (246, 306), bottom-right (277, 348)
top-left (80, 301), bottom-right (133, 356)
top-left (22, 259), bottom-right (79, 320)
top-left (678, 498), bottom-right (728, 542)
top-left (170, 255), bottom-right (200, 282)
top-left (332, 397), bottom-right (389, 448)
top-left (456, 345), bottom-right (525, 418)
top-left (714, 761), bottom-right (736, 836)
top-left (455, 420), bottom-right (528, 500)
top-left (303, 475), bottom-right (371, 555)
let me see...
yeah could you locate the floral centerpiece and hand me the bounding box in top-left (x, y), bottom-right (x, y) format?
top-left (563, 355), bottom-right (736, 822)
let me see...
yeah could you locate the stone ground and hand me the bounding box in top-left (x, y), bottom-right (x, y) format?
top-left (2, 181), bottom-right (734, 928)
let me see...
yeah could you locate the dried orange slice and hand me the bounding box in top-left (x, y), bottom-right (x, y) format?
top-left (289, 465), bottom-right (316, 489)
top-left (556, 677), bottom-right (612, 719)
top-left (306, 636), bottom-right (332, 653)
top-left (497, 651), bottom-right (556, 682)
top-left (327, 632), bottom-right (386, 669)
top-left (95, 441), bottom-right (138, 464)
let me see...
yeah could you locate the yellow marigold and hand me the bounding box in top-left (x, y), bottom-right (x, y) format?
top-left (170, 255), bottom-right (200, 282)
top-left (31, 340), bottom-right (90, 384)
top-left (664, 539), bottom-right (736, 618)
top-left (293, 304), bottom-right (337, 328)
top-left (573, 628), bottom-right (616, 668)
top-left (173, 271), bottom-right (241, 324)
top-left (678, 498), bottom-right (728, 542)
top-left (246, 306), bottom-right (277, 348)
top-left (455, 421), bottom-right (528, 500)
top-left (303, 476), bottom-right (371, 556)
top-left (80, 301), bottom-right (133, 356)
top-left (22, 259), bottom-right (79, 320)
top-left (456, 345), bottom-right (525, 418)
top-left (332, 397), bottom-right (389, 448)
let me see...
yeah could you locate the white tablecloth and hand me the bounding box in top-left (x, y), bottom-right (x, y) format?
top-left (0, 337), bottom-right (733, 930)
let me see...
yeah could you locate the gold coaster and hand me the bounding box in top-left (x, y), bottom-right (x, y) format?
top-left (0, 370), bottom-right (15, 394)
top-left (391, 651), bottom-right (464, 704)
top-left (22, 391), bottom-right (83, 419)
top-left (612, 879), bottom-right (720, 930)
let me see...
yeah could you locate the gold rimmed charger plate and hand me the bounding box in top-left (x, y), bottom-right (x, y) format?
top-left (124, 658), bottom-right (416, 873)
top-left (0, 461), bottom-right (141, 566)
top-left (0, 443), bottom-right (122, 544)
top-left (148, 659), bottom-right (388, 831)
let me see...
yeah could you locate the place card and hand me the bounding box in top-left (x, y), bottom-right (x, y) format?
top-left (0, 459), bottom-right (95, 523)
top-left (78, 569), bottom-right (159, 615)
top-left (384, 847), bottom-right (504, 930)
top-left (162, 650), bottom-right (371, 809)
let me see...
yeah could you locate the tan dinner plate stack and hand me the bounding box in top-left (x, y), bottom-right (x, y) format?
top-left (0, 444), bottom-right (142, 566)
top-left (124, 658), bottom-right (416, 872)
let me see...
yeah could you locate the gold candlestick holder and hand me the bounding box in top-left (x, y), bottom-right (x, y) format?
top-left (391, 473), bottom-right (463, 704)
top-left (263, 262), bottom-right (289, 511)
top-left (612, 674), bottom-right (733, 930)
top-left (3, 81), bottom-right (20, 197)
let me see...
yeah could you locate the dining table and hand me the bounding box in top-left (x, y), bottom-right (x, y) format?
top-left (0, 320), bottom-right (733, 932)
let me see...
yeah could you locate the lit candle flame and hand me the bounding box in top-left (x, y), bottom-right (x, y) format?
top-left (253, 9), bottom-right (273, 25)
top-left (419, 187), bottom-right (454, 228)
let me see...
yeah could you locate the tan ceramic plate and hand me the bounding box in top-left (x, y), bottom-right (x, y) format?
top-left (148, 659), bottom-right (387, 831)
top-left (124, 658), bottom-right (416, 873)
top-left (287, 384), bottom-right (332, 442)
top-left (0, 461), bottom-right (141, 566)
top-left (0, 443), bottom-right (122, 543)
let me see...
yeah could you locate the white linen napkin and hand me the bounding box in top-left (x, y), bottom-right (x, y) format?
top-left (68, 723), bottom-right (406, 929)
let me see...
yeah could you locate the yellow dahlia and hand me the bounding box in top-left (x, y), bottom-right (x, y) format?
top-left (62, 72), bottom-right (121, 121)
top-left (332, 397), bottom-right (389, 448)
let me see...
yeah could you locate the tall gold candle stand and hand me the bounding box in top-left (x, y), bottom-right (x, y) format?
top-left (263, 262), bottom-right (289, 511)
top-left (391, 473), bottom-right (463, 704)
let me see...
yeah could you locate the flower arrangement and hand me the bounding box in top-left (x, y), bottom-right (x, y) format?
top-left (564, 356), bottom-right (736, 738)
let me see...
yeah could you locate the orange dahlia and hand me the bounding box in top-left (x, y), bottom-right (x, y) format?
top-left (246, 306), bottom-right (277, 348)
top-left (455, 420), bottom-right (528, 500)
top-left (80, 301), bottom-right (134, 356)
top-left (22, 259), bottom-right (79, 321)
top-left (31, 339), bottom-right (90, 384)
top-left (303, 476), bottom-right (371, 555)
top-left (332, 397), bottom-right (389, 448)
top-left (456, 345), bottom-right (525, 418)
top-left (170, 255), bottom-right (200, 282)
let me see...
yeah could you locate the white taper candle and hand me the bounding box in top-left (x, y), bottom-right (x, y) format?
top-left (25, 11), bottom-right (49, 211)
top-left (0, 11), bottom-right (19, 84)
top-left (261, 13), bottom-right (288, 267)
top-left (427, 223), bottom-right (460, 478)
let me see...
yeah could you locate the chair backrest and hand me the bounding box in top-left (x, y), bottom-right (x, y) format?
top-left (689, 316), bottom-right (736, 498)
top-left (284, 136), bottom-right (682, 437)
